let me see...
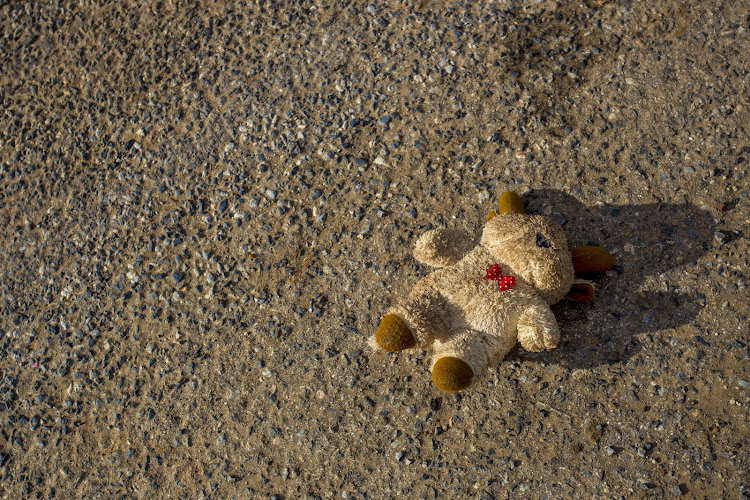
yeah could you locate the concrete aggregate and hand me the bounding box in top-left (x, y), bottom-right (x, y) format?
top-left (0, 0), bottom-right (749, 498)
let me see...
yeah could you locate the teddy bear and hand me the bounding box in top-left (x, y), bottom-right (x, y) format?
top-left (374, 191), bottom-right (614, 392)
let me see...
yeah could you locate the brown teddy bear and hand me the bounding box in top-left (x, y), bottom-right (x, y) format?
top-left (374, 191), bottom-right (614, 392)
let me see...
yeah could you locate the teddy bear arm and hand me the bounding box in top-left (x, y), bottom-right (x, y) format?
top-left (413, 228), bottom-right (476, 268)
top-left (516, 303), bottom-right (560, 352)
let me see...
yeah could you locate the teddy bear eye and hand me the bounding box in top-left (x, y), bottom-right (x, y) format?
top-left (536, 233), bottom-right (552, 248)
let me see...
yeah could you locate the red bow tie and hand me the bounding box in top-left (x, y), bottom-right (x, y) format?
top-left (485, 263), bottom-right (516, 291)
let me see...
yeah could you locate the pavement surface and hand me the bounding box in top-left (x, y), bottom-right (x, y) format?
top-left (0, 1), bottom-right (748, 498)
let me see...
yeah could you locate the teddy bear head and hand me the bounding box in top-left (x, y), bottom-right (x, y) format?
top-left (480, 212), bottom-right (575, 304)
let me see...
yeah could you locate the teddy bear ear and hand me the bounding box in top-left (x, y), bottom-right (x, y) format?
top-left (497, 191), bottom-right (526, 215)
top-left (570, 246), bottom-right (615, 274)
top-left (569, 281), bottom-right (595, 302)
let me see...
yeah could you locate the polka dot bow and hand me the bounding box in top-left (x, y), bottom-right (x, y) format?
top-left (484, 263), bottom-right (516, 291)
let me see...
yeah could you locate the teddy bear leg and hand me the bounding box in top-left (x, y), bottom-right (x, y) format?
top-left (431, 330), bottom-right (515, 392)
top-left (376, 282), bottom-right (450, 352)
top-left (375, 313), bottom-right (416, 352)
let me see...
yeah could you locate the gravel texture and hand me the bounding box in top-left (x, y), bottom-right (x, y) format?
top-left (1, 1), bottom-right (749, 498)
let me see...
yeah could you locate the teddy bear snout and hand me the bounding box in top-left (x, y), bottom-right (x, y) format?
top-left (528, 250), bottom-right (575, 304)
top-left (536, 233), bottom-right (552, 248)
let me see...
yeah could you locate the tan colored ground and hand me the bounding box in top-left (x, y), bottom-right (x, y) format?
top-left (1, 1), bottom-right (748, 498)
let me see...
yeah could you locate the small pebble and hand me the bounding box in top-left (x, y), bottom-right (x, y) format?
top-left (694, 335), bottom-right (710, 346)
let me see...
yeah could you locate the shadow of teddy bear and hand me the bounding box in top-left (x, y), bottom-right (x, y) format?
top-left (508, 189), bottom-right (715, 369)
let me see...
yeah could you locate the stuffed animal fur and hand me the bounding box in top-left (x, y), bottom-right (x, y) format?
top-left (374, 191), bottom-right (614, 392)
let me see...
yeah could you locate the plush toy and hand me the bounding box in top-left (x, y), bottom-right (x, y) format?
top-left (374, 191), bottom-right (614, 392)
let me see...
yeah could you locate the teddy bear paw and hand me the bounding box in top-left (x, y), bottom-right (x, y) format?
top-left (431, 357), bottom-right (474, 392)
top-left (520, 324), bottom-right (559, 352)
top-left (376, 314), bottom-right (416, 352)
